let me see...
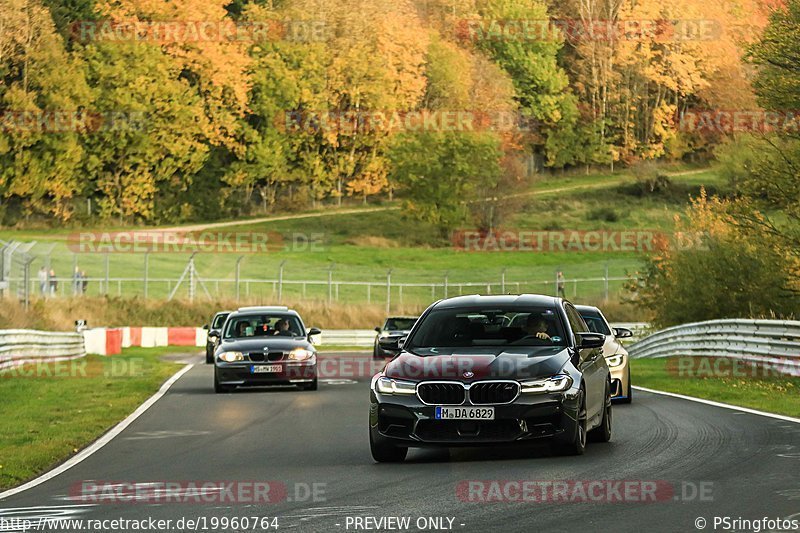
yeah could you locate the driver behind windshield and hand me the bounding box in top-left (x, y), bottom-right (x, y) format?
top-left (523, 315), bottom-right (552, 341)
top-left (273, 319), bottom-right (293, 336)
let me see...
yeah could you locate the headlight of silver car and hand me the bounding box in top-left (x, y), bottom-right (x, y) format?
top-left (374, 377), bottom-right (416, 395)
top-left (520, 374), bottom-right (573, 394)
top-left (288, 348), bottom-right (315, 361)
top-left (218, 351), bottom-right (244, 362)
top-left (606, 354), bottom-right (625, 368)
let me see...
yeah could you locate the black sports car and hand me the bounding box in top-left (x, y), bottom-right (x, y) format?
top-left (369, 294), bottom-right (612, 462)
top-left (373, 316), bottom-right (418, 359)
top-left (213, 306), bottom-right (321, 393)
top-left (203, 310), bottom-right (231, 364)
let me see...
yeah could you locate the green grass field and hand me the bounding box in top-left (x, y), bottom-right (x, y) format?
top-left (0, 347), bottom-right (190, 490)
top-left (0, 164), bottom-right (727, 306)
top-left (631, 357), bottom-right (800, 418)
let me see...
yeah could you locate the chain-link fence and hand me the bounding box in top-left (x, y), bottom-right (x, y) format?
top-left (1, 240), bottom-right (638, 310)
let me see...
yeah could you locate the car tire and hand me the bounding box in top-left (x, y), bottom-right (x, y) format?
top-left (205, 348), bottom-right (213, 365)
top-left (370, 430), bottom-right (407, 463)
top-left (302, 378), bottom-right (318, 391)
top-left (553, 388), bottom-right (587, 456)
top-left (213, 372), bottom-right (232, 394)
top-left (619, 368), bottom-right (632, 404)
top-left (589, 383), bottom-right (612, 443)
top-left (373, 344), bottom-right (383, 360)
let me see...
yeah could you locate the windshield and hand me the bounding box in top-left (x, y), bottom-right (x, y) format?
top-left (405, 307), bottom-right (567, 350)
top-left (212, 313), bottom-right (229, 329)
top-left (223, 314), bottom-right (304, 339)
top-left (384, 318), bottom-right (417, 331)
top-left (579, 311), bottom-right (611, 335)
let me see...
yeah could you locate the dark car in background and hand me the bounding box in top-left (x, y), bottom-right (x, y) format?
top-left (373, 316), bottom-right (418, 359)
top-left (576, 305), bottom-right (634, 403)
top-left (203, 310), bottom-right (231, 364)
top-left (214, 306), bottom-right (321, 393)
top-left (369, 294), bottom-right (612, 462)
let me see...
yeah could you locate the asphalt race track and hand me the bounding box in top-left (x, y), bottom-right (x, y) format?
top-left (1, 352), bottom-right (798, 533)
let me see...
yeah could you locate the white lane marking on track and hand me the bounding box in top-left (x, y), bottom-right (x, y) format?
top-left (0, 364), bottom-right (194, 501)
top-left (320, 379), bottom-right (357, 385)
top-left (633, 386), bottom-right (800, 424)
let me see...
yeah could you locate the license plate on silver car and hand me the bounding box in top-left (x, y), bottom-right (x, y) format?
top-left (435, 406), bottom-right (495, 420)
top-left (251, 364), bottom-right (282, 374)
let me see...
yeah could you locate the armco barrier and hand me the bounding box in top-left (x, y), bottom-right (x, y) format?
top-left (0, 329), bottom-right (86, 371)
top-left (627, 318), bottom-right (800, 376)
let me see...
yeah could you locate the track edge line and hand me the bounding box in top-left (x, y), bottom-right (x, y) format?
top-left (632, 385), bottom-right (800, 424)
top-left (0, 363), bottom-right (194, 501)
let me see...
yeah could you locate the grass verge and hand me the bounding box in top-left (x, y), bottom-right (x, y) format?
top-left (630, 357), bottom-right (800, 418)
top-left (0, 346), bottom-right (190, 490)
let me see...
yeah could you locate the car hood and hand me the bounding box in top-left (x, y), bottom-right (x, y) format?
top-left (217, 337), bottom-right (313, 353)
top-left (384, 346), bottom-right (571, 382)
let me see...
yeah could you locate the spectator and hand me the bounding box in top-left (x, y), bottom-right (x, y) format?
top-left (49, 269), bottom-right (58, 297)
top-left (38, 267), bottom-right (47, 295)
top-left (81, 270), bottom-right (88, 294)
top-left (73, 266), bottom-right (82, 295)
top-left (557, 271), bottom-right (566, 298)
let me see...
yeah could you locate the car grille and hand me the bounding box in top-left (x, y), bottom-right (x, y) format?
top-left (469, 381), bottom-right (519, 405)
top-left (248, 352), bottom-right (284, 362)
top-left (414, 420), bottom-right (522, 442)
top-left (417, 383), bottom-right (465, 405)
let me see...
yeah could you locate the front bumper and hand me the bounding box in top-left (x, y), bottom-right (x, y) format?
top-left (215, 359), bottom-right (317, 387)
top-left (608, 360), bottom-right (630, 400)
top-left (369, 387), bottom-right (581, 447)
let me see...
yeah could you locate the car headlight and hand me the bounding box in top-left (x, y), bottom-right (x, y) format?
top-left (520, 374), bottom-right (573, 394)
top-left (288, 348), bottom-right (315, 361)
top-left (606, 354), bottom-right (625, 368)
top-left (374, 377), bottom-right (416, 395)
top-left (218, 351), bottom-right (244, 362)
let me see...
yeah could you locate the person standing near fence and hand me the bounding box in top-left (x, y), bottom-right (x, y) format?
top-left (81, 270), bottom-right (88, 295)
top-left (38, 266), bottom-right (47, 295)
top-left (49, 269), bottom-right (58, 297)
top-left (557, 271), bottom-right (566, 298)
top-left (73, 266), bottom-right (82, 295)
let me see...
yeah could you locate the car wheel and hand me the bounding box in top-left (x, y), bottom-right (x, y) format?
top-left (589, 382), bottom-right (612, 443)
top-left (619, 368), bottom-right (632, 404)
top-left (213, 372), bottom-right (232, 394)
top-left (370, 429), bottom-right (407, 463)
top-left (554, 388), bottom-right (587, 456)
top-left (373, 344), bottom-right (383, 360)
top-left (301, 378), bottom-right (318, 391)
top-left (205, 348), bottom-right (213, 365)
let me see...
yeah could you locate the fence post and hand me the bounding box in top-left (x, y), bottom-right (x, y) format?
top-left (604, 262), bottom-right (609, 302)
top-left (278, 260), bottom-right (286, 303)
top-left (104, 254), bottom-right (110, 295)
top-left (444, 271), bottom-right (449, 299)
top-left (327, 263), bottom-right (335, 305)
top-left (144, 252), bottom-right (150, 299)
top-left (501, 268), bottom-right (506, 294)
top-left (235, 256), bottom-right (244, 302)
top-left (367, 283), bottom-right (371, 303)
top-left (386, 269), bottom-right (393, 314)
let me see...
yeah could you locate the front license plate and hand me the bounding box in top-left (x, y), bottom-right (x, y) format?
top-left (251, 364), bottom-right (282, 374)
top-left (435, 406), bottom-right (495, 420)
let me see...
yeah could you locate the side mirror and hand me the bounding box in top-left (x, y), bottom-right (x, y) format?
top-left (202, 324), bottom-right (209, 330)
top-left (307, 327), bottom-right (322, 337)
top-left (374, 326), bottom-right (382, 333)
top-left (378, 335), bottom-right (406, 352)
top-left (613, 327), bottom-right (633, 339)
top-left (576, 332), bottom-right (605, 349)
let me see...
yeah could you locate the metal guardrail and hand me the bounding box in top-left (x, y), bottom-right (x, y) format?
top-left (627, 319), bottom-right (800, 375)
top-left (0, 330), bottom-right (86, 371)
top-left (318, 323), bottom-right (651, 348)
